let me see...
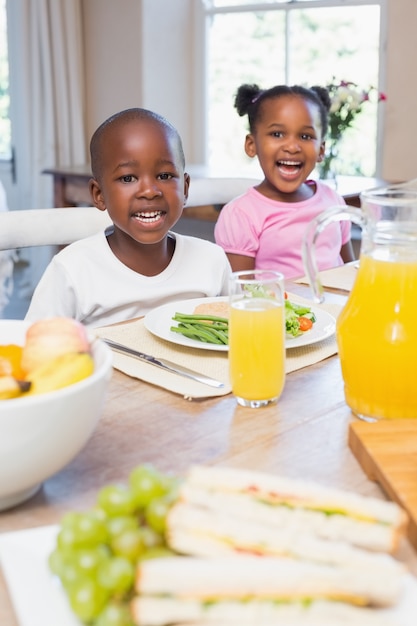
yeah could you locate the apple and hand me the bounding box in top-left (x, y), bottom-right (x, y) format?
top-left (21, 317), bottom-right (91, 375)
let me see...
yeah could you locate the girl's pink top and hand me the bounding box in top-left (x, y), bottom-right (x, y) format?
top-left (214, 181), bottom-right (351, 279)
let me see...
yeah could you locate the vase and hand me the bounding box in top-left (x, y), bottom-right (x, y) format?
top-left (319, 143), bottom-right (339, 184)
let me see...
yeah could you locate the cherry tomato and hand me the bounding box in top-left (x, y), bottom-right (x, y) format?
top-left (298, 316), bottom-right (313, 332)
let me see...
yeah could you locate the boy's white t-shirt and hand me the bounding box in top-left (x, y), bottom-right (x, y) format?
top-left (25, 230), bottom-right (231, 328)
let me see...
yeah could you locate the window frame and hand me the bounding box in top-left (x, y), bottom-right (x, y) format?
top-left (194, 0), bottom-right (387, 176)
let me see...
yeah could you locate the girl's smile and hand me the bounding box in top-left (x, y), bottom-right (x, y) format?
top-left (276, 160), bottom-right (303, 180)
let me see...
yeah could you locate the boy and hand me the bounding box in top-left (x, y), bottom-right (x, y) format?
top-left (25, 108), bottom-right (231, 328)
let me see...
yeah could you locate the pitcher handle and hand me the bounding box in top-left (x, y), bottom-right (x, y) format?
top-left (302, 205), bottom-right (365, 303)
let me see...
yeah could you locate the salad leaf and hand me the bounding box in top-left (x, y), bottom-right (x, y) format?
top-left (285, 300), bottom-right (316, 337)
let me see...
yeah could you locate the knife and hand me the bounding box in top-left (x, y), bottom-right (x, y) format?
top-left (102, 338), bottom-right (225, 388)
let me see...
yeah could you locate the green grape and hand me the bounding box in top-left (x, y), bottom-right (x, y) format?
top-left (57, 525), bottom-right (78, 553)
top-left (98, 484), bottom-right (137, 517)
top-left (106, 515), bottom-right (139, 540)
top-left (52, 467), bottom-right (183, 626)
top-left (98, 556), bottom-right (134, 594)
top-left (60, 561), bottom-right (87, 591)
top-left (57, 511), bottom-right (108, 551)
top-left (91, 507), bottom-right (109, 523)
top-left (68, 577), bottom-right (109, 622)
top-left (95, 601), bottom-right (134, 626)
top-left (60, 511), bottom-right (80, 529)
top-left (144, 495), bottom-right (171, 534)
top-left (129, 464), bottom-right (168, 508)
top-left (138, 546), bottom-right (176, 561)
top-left (56, 545), bottom-right (109, 592)
top-left (48, 547), bottom-right (67, 577)
top-left (110, 527), bottom-right (146, 562)
top-left (76, 513), bottom-right (109, 545)
top-left (70, 546), bottom-right (110, 579)
top-left (138, 525), bottom-right (164, 550)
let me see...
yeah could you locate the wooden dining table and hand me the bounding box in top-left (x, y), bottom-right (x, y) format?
top-left (1, 280), bottom-right (416, 625)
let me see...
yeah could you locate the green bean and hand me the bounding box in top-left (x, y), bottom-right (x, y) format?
top-left (182, 323), bottom-right (226, 344)
top-left (170, 312), bottom-right (229, 345)
top-left (170, 324), bottom-right (226, 344)
top-left (172, 313), bottom-right (228, 325)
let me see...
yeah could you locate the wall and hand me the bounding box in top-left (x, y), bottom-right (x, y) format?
top-left (81, 0), bottom-right (143, 148)
top-left (140, 0), bottom-right (199, 161)
top-left (382, 0), bottom-right (417, 181)
top-left (81, 0), bottom-right (201, 163)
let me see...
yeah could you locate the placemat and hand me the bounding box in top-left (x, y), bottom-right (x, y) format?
top-left (295, 263), bottom-right (358, 292)
top-left (94, 297), bottom-right (343, 400)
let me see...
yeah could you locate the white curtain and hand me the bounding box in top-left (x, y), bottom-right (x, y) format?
top-left (0, 181), bottom-right (16, 316)
top-left (6, 0), bottom-right (86, 291)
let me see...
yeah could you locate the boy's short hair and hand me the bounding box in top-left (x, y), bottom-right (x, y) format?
top-left (90, 107), bottom-right (185, 180)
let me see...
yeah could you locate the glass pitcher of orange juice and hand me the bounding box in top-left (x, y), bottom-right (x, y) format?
top-left (303, 186), bottom-right (417, 421)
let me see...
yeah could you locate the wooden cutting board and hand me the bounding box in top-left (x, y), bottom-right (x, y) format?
top-left (349, 419), bottom-right (417, 550)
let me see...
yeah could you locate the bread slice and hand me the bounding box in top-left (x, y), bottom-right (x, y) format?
top-left (193, 301), bottom-right (230, 319)
top-left (167, 501), bottom-right (406, 569)
top-left (132, 595), bottom-right (397, 626)
top-left (133, 554), bottom-right (404, 610)
top-left (167, 466), bottom-right (408, 555)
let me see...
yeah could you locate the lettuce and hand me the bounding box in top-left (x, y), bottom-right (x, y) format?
top-left (285, 299), bottom-right (316, 337)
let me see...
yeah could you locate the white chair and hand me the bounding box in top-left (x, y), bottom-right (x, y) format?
top-left (0, 206), bottom-right (112, 251)
top-left (185, 176), bottom-right (260, 211)
top-left (0, 207), bottom-right (113, 316)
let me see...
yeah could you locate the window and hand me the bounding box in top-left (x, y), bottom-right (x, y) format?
top-left (202, 0), bottom-right (385, 177)
top-left (0, 0), bottom-right (10, 159)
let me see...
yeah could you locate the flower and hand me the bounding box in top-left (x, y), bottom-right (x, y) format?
top-left (319, 78), bottom-right (386, 178)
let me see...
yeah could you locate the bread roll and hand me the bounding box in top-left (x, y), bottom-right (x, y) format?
top-left (193, 301), bottom-right (229, 319)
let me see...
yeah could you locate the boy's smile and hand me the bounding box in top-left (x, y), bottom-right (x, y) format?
top-left (245, 94), bottom-right (325, 202)
top-left (133, 210), bottom-right (165, 224)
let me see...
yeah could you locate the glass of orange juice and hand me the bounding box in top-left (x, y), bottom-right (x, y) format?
top-left (229, 270), bottom-right (286, 408)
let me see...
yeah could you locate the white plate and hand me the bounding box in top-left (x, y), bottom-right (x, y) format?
top-left (144, 297), bottom-right (336, 351)
top-left (0, 526), bottom-right (79, 626)
top-left (0, 525), bottom-right (416, 626)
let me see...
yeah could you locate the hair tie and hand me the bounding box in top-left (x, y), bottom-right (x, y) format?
top-left (251, 91), bottom-right (263, 104)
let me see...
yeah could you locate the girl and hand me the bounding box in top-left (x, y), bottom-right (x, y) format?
top-left (214, 84), bottom-right (355, 278)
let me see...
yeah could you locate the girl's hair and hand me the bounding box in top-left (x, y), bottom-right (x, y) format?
top-left (234, 83), bottom-right (331, 137)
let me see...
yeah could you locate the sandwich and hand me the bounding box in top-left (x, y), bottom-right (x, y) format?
top-left (130, 466), bottom-right (408, 626)
top-left (131, 555), bottom-right (402, 626)
top-left (166, 465), bottom-right (408, 562)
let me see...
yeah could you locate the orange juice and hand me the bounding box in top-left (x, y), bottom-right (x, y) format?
top-left (337, 253), bottom-right (417, 419)
top-left (229, 299), bottom-right (285, 405)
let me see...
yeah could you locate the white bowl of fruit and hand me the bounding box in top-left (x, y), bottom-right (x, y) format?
top-left (0, 317), bottom-right (113, 511)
